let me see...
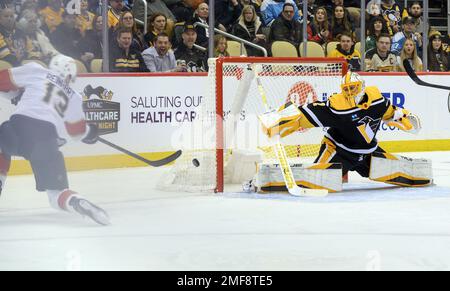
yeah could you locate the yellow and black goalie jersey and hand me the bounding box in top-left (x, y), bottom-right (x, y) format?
top-left (298, 86), bottom-right (396, 155)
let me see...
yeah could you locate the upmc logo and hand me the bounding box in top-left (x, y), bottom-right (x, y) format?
top-left (382, 92), bottom-right (405, 108)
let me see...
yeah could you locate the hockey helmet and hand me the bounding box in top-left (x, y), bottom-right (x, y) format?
top-left (49, 55), bottom-right (77, 83)
top-left (341, 71), bottom-right (365, 106)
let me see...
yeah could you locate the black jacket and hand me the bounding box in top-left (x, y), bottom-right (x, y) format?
top-left (269, 15), bottom-right (302, 48)
top-left (174, 42), bottom-right (207, 72)
top-left (109, 42), bottom-right (148, 72)
top-left (232, 20), bottom-right (266, 57)
top-left (50, 25), bottom-right (83, 59)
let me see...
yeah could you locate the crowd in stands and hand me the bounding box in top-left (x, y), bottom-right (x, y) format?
top-left (0, 0), bottom-right (448, 73)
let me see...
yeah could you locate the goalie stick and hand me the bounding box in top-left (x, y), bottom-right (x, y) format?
top-left (403, 59), bottom-right (450, 112)
top-left (98, 137), bottom-right (182, 167)
top-left (253, 66), bottom-right (328, 197)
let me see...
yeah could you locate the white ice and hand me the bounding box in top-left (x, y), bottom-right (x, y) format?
top-left (0, 151), bottom-right (450, 271)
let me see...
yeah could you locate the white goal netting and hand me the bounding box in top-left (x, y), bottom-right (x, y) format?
top-left (159, 57), bottom-right (346, 192)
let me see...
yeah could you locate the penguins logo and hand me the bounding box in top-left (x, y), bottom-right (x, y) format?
top-left (356, 116), bottom-right (382, 143)
top-left (83, 85), bottom-right (113, 101)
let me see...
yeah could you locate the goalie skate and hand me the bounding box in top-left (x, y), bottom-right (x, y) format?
top-left (68, 196), bottom-right (110, 226)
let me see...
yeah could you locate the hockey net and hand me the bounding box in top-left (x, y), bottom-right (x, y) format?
top-left (159, 57), bottom-right (347, 192)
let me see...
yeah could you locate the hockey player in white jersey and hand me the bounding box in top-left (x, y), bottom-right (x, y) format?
top-left (0, 55), bottom-right (110, 226)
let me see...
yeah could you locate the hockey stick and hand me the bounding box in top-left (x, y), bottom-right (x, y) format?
top-left (403, 59), bottom-right (450, 91)
top-left (253, 66), bottom-right (328, 197)
top-left (98, 137), bottom-right (182, 167)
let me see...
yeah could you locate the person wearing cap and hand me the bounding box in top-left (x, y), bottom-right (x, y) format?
top-left (391, 16), bottom-right (422, 56)
top-left (427, 30), bottom-right (449, 72)
top-left (174, 23), bottom-right (207, 72)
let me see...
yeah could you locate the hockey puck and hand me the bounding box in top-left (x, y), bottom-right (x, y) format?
top-left (192, 158), bottom-right (200, 167)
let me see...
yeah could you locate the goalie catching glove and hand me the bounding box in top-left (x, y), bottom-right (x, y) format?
top-left (385, 107), bottom-right (421, 134)
top-left (259, 102), bottom-right (302, 138)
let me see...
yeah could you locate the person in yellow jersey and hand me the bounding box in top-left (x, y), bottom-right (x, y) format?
top-left (39, 0), bottom-right (65, 34)
top-left (328, 32), bottom-right (361, 71)
top-left (261, 71), bottom-right (432, 187)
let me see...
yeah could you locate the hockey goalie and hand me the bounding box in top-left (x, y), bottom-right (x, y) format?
top-left (254, 71), bottom-right (432, 193)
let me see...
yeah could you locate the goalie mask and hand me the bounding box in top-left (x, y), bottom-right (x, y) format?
top-left (341, 72), bottom-right (365, 106)
top-left (49, 55), bottom-right (77, 83)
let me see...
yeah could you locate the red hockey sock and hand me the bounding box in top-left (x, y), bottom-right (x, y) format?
top-left (57, 189), bottom-right (77, 211)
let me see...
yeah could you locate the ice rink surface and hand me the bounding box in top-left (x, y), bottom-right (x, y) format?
top-left (0, 151), bottom-right (449, 271)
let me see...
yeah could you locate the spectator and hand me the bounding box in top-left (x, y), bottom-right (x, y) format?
top-left (172, 0), bottom-right (196, 23)
top-left (76, 0), bottom-right (95, 36)
top-left (380, 0), bottom-right (404, 36)
top-left (0, 0), bottom-right (12, 9)
top-left (328, 32), bottom-right (361, 71)
top-left (174, 23), bottom-right (207, 72)
top-left (397, 38), bottom-right (422, 72)
top-left (144, 12), bottom-right (167, 48)
top-left (142, 33), bottom-right (185, 72)
top-left (108, 0), bottom-right (128, 28)
top-left (366, 0), bottom-right (382, 22)
top-left (16, 9), bottom-right (59, 63)
top-left (132, 0), bottom-right (176, 37)
top-left (427, 31), bottom-right (449, 72)
top-left (39, 0), bottom-right (64, 34)
top-left (191, 2), bottom-right (209, 48)
top-left (331, 4), bottom-right (354, 41)
top-left (365, 33), bottom-right (398, 72)
top-left (215, 0), bottom-right (242, 32)
top-left (108, 0), bottom-right (126, 28)
top-left (232, 4), bottom-right (266, 57)
top-left (78, 14), bottom-right (103, 64)
top-left (109, 27), bottom-right (148, 72)
top-left (49, 11), bottom-right (83, 59)
top-left (213, 34), bottom-right (229, 57)
top-left (406, 1), bottom-right (424, 34)
top-left (19, 0), bottom-right (39, 16)
top-left (260, 0), bottom-right (299, 27)
top-left (268, 3), bottom-right (302, 49)
top-left (307, 6), bottom-right (331, 46)
top-left (115, 11), bottom-right (144, 51)
top-left (391, 16), bottom-right (421, 56)
top-left (296, 0), bottom-right (317, 23)
top-left (0, 7), bottom-right (25, 66)
top-left (328, 0), bottom-right (358, 26)
top-left (239, 0), bottom-right (262, 20)
top-left (365, 16), bottom-right (389, 53)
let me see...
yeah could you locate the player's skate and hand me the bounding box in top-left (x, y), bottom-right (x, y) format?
top-left (68, 196), bottom-right (110, 226)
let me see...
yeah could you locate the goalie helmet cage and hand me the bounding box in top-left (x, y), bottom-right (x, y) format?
top-left (161, 57), bottom-right (347, 193)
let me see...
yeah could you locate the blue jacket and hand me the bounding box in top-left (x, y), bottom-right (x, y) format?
top-left (261, 0), bottom-right (300, 26)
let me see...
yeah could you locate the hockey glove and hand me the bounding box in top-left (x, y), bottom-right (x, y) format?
top-left (386, 108), bottom-right (421, 134)
top-left (259, 103), bottom-right (302, 138)
top-left (82, 123), bottom-right (99, 144)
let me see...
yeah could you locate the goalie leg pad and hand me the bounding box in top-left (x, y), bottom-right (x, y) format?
top-left (224, 150), bottom-right (263, 184)
top-left (254, 162), bottom-right (343, 193)
top-left (369, 152), bottom-right (433, 187)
